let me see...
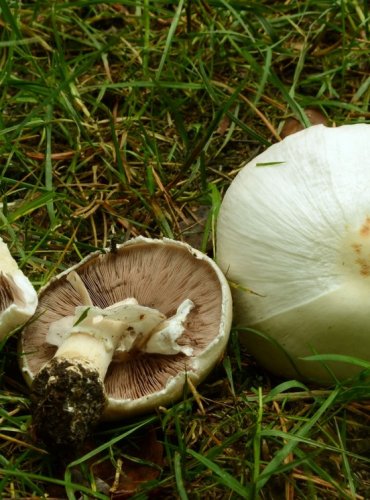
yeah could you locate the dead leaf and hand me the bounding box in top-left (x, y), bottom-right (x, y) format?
top-left (91, 427), bottom-right (164, 498)
top-left (217, 115), bottom-right (231, 135)
top-left (281, 108), bottom-right (328, 138)
top-left (25, 151), bottom-right (77, 160)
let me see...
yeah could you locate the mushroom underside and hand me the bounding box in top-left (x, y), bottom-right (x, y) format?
top-left (21, 242), bottom-right (224, 401)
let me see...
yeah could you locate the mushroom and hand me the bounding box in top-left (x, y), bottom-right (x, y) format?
top-left (0, 236), bottom-right (37, 340)
top-left (216, 123), bottom-right (370, 383)
top-left (19, 237), bottom-right (232, 448)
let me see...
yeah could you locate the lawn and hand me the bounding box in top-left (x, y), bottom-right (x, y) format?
top-left (0, 1), bottom-right (370, 498)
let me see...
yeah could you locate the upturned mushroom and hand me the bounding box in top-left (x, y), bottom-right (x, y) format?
top-left (0, 236), bottom-right (37, 340)
top-left (216, 123), bottom-right (370, 383)
top-left (20, 237), bottom-right (232, 448)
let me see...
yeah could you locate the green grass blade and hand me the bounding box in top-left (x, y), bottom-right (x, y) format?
top-left (174, 451), bottom-right (189, 500)
top-left (187, 449), bottom-right (252, 497)
top-left (255, 389), bottom-right (340, 491)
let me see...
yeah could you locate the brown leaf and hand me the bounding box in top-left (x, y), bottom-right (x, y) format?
top-left (216, 114), bottom-right (231, 135)
top-left (91, 427), bottom-right (164, 498)
top-left (281, 108), bottom-right (328, 138)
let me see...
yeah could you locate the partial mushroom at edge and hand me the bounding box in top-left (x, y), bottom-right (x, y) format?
top-left (216, 123), bottom-right (370, 383)
top-left (19, 237), bottom-right (232, 449)
top-left (0, 236), bottom-right (37, 340)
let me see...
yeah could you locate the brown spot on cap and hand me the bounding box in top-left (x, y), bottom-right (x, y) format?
top-left (355, 258), bottom-right (370, 277)
top-left (352, 243), bottom-right (362, 255)
top-left (360, 216), bottom-right (370, 237)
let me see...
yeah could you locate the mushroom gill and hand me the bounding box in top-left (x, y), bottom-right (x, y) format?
top-left (21, 241), bottom-right (224, 401)
top-left (106, 354), bottom-right (190, 399)
top-left (0, 273), bottom-right (16, 311)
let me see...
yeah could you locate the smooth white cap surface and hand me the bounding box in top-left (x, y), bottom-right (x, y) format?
top-left (217, 124), bottom-right (370, 382)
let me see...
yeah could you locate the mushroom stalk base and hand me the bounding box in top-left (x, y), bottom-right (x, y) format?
top-left (32, 357), bottom-right (106, 450)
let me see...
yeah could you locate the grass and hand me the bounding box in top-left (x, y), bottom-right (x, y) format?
top-left (0, 0), bottom-right (370, 498)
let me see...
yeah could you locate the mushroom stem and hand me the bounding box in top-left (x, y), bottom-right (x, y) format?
top-left (32, 356), bottom-right (106, 451)
top-left (54, 332), bottom-right (115, 380)
top-left (32, 273), bottom-right (194, 450)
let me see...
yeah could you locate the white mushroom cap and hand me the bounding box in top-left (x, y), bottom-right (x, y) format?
top-left (217, 123), bottom-right (370, 382)
top-left (0, 236), bottom-right (37, 340)
top-left (20, 237), bottom-right (232, 424)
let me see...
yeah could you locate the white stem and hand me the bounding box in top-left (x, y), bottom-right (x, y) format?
top-left (55, 332), bottom-right (114, 380)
